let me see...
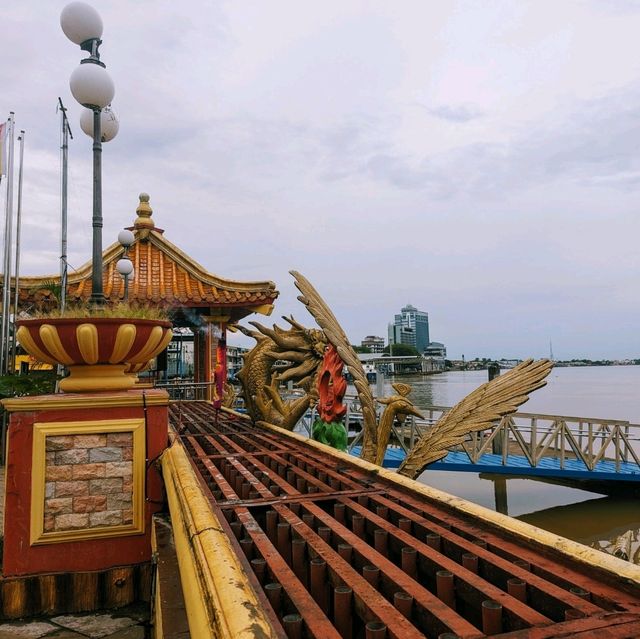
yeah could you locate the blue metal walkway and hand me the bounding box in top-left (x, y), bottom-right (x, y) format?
top-left (349, 446), bottom-right (640, 482)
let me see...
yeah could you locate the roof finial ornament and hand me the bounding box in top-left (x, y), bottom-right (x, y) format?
top-left (134, 192), bottom-right (154, 240)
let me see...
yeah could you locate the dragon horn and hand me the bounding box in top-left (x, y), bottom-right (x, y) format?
top-left (283, 316), bottom-right (307, 331)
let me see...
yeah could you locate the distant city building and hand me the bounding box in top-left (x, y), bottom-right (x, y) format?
top-left (165, 328), bottom-right (194, 378)
top-left (387, 324), bottom-right (415, 349)
top-left (361, 335), bottom-right (385, 353)
top-left (227, 345), bottom-right (249, 380)
top-left (388, 304), bottom-right (430, 352)
top-left (424, 342), bottom-right (447, 358)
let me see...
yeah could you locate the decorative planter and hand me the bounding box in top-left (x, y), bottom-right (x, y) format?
top-left (16, 317), bottom-right (173, 392)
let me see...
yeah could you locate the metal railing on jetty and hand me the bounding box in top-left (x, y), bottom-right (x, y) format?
top-left (298, 398), bottom-right (640, 477)
top-left (154, 380), bottom-right (216, 402)
top-left (449, 408), bottom-right (640, 473)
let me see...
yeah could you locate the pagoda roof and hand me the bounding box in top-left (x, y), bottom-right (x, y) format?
top-left (10, 193), bottom-right (278, 323)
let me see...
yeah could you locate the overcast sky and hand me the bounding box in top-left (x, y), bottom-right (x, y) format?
top-left (2, 1), bottom-right (640, 360)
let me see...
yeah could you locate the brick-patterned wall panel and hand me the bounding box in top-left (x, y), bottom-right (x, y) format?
top-left (44, 433), bottom-right (134, 532)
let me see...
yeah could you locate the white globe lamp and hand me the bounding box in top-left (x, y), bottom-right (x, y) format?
top-left (116, 259), bottom-right (134, 276)
top-left (60, 2), bottom-right (103, 45)
top-left (117, 229), bottom-right (135, 248)
top-left (70, 63), bottom-right (115, 109)
top-left (116, 258), bottom-right (134, 301)
top-left (80, 106), bottom-right (119, 142)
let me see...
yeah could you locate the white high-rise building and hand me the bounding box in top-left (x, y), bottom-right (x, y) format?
top-left (388, 304), bottom-right (430, 352)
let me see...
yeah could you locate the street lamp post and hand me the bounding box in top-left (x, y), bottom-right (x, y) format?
top-left (116, 229), bottom-right (134, 301)
top-left (61, 2), bottom-right (115, 305)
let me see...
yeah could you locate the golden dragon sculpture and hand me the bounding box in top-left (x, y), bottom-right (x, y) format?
top-left (237, 271), bottom-right (552, 478)
top-left (235, 317), bottom-right (327, 430)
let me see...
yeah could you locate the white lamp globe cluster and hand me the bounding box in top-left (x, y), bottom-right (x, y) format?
top-left (60, 1), bottom-right (120, 304)
top-left (117, 229), bottom-right (135, 291)
top-left (61, 2), bottom-right (119, 140)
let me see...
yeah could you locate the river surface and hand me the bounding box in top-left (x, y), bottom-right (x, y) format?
top-left (362, 366), bottom-right (640, 563)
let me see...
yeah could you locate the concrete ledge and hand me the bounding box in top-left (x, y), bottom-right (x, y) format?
top-left (151, 515), bottom-right (190, 639)
top-left (161, 438), bottom-right (277, 639)
top-left (2, 389), bottom-right (169, 413)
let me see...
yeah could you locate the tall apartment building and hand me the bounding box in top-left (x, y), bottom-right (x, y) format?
top-left (388, 304), bottom-right (430, 352)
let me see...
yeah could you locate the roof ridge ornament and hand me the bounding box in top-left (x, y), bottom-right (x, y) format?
top-left (134, 192), bottom-right (154, 240)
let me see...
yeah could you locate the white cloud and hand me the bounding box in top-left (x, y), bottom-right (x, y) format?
top-left (1, 0), bottom-right (640, 359)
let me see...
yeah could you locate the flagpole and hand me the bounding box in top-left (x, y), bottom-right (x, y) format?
top-left (10, 130), bottom-right (25, 374)
top-left (1, 113), bottom-right (15, 375)
top-left (58, 98), bottom-right (72, 313)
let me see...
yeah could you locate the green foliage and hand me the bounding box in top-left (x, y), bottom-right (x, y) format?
top-left (0, 372), bottom-right (57, 400)
top-left (32, 279), bottom-right (63, 303)
top-left (33, 302), bottom-right (168, 321)
top-left (312, 419), bottom-right (348, 451)
top-left (383, 343), bottom-right (420, 356)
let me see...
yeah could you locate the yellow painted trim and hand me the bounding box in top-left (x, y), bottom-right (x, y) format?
top-left (154, 573), bottom-right (163, 639)
top-left (162, 449), bottom-right (211, 638)
top-left (76, 323), bottom-right (99, 364)
top-left (15, 326), bottom-right (57, 365)
top-left (258, 421), bottom-right (640, 588)
top-left (252, 304), bottom-right (274, 316)
top-left (2, 390), bottom-right (169, 412)
top-left (59, 364), bottom-right (134, 393)
top-left (110, 324), bottom-right (137, 363)
top-left (220, 406), bottom-right (252, 421)
top-left (31, 418), bottom-right (145, 545)
top-left (129, 327), bottom-right (173, 364)
top-left (38, 324), bottom-right (74, 365)
top-left (161, 439), bottom-right (277, 639)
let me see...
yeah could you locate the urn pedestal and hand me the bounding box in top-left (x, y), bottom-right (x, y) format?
top-left (2, 389), bottom-right (169, 580)
top-left (0, 317), bottom-right (173, 617)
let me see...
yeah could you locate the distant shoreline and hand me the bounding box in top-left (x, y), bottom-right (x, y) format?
top-left (446, 360), bottom-right (639, 372)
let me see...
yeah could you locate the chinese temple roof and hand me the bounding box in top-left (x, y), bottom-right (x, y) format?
top-left (12, 193), bottom-right (278, 324)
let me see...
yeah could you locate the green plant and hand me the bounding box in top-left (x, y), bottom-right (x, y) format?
top-left (0, 372), bottom-right (57, 400)
top-left (30, 279), bottom-right (63, 303)
top-left (32, 302), bottom-right (169, 321)
top-left (312, 419), bottom-right (348, 451)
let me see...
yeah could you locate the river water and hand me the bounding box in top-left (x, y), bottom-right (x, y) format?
top-left (372, 366), bottom-right (640, 563)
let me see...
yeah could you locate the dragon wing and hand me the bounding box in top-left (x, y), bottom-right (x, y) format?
top-left (398, 358), bottom-right (553, 479)
top-left (290, 270), bottom-right (379, 462)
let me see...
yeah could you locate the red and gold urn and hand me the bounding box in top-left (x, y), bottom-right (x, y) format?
top-left (16, 317), bottom-right (173, 392)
